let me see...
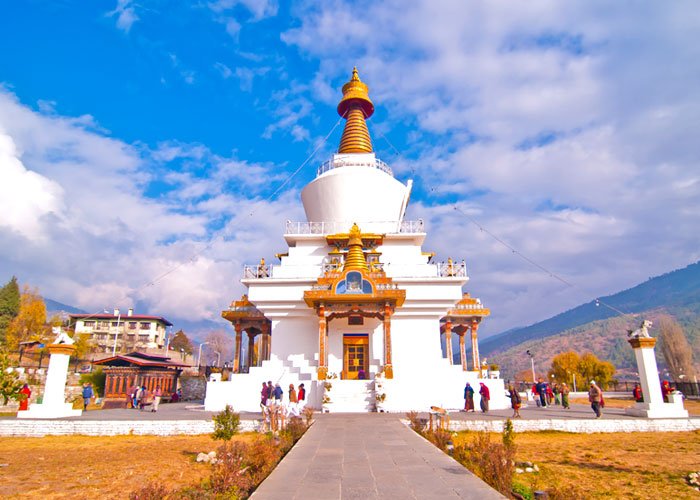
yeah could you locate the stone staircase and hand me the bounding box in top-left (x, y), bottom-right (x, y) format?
top-left (324, 380), bottom-right (376, 412)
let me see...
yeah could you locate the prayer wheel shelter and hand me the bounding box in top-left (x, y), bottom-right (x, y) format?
top-left (92, 352), bottom-right (187, 404)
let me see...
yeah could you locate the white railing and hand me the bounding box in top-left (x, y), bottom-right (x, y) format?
top-left (317, 156), bottom-right (393, 177)
top-left (285, 219), bottom-right (425, 235)
top-left (455, 302), bottom-right (484, 311)
top-left (436, 260), bottom-right (467, 277)
top-left (243, 264), bottom-right (271, 279)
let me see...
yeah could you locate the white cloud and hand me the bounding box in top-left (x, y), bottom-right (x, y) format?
top-left (0, 89), bottom-right (300, 329)
top-left (107, 0), bottom-right (140, 33)
top-left (0, 133), bottom-right (63, 240)
top-left (282, 0), bottom-right (700, 335)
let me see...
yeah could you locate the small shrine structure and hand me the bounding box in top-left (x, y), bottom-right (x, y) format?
top-left (92, 352), bottom-right (186, 404)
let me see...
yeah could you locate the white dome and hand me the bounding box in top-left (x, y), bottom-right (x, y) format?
top-left (301, 153), bottom-right (412, 233)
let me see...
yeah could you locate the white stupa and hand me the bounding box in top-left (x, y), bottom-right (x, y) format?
top-left (205, 68), bottom-right (507, 412)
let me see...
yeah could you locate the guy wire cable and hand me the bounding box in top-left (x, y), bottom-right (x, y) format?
top-left (370, 123), bottom-right (634, 320)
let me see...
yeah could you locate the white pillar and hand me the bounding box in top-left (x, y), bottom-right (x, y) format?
top-left (625, 337), bottom-right (688, 419)
top-left (18, 343), bottom-right (83, 419)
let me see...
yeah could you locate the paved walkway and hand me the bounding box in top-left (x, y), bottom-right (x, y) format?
top-left (252, 414), bottom-right (504, 500)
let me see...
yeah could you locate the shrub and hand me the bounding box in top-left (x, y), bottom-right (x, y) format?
top-left (406, 411), bottom-right (426, 434)
top-left (283, 416), bottom-right (307, 444)
top-left (129, 482), bottom-right (172, 500)
top-left (302, 406), bottom-right (314, 427)
top-left (452, 420), bottom-right (517, 496)
top-left (425, 428), bottom-right (452, 452)
top-left (212, 405), bottom-right (240, 441)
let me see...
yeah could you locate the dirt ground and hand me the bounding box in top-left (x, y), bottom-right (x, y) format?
top-left (457, 430), bottom-right (700, 498)
top-left (0, 434), bottom-right (252, 499)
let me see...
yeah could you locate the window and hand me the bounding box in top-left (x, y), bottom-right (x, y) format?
top-left (111, 321), bottom-right (120, 327)
top-left (98, 321), bottom-right (110, 329)
top-left (128, 322), bottom-right (137, 330)
top-left (83, 321), bottom-right (95, 328)
top-left (140, 322), bottom-right (151, 330)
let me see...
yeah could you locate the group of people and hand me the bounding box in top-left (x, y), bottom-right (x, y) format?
top-left (463, 382), bottom-right (491, 413)
top-left (465, 378), bottom-right (605, 419)
top-left (531, 379), bottom-right (571, 409)
top-left (260, 380), bottom-right (306, 417)
top-left (126, 384), bottom-right (164, 412)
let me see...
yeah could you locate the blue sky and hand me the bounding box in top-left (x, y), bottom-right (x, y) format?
top-left (1, 1), bottom-right (699, 341)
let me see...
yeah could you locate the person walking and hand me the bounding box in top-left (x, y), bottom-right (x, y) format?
top-left (152, 385), bottom-right (162, 412)
top-left (18, 383), bottom-right (31, 411)
top-left (508, 385), bottom-right (522, 418)
top-left (561, 382), bottom-right (570, 409)
top-left (273, 383), bottom-right (283, 404)
top-left (260, 382), bottom-right (269, 407)
top-left (81, 383), bottom-right (94, 410)
top-left (588, 380), bottom-right (603, 418)
top-left (553, 384), bottom-right (561, 405)
top-left (633, 383), bottom-right (643, 402)
top-left (479, 382), bottom-right (490, 413)
top-left (464, 382), bottom-right (475, 412)
top-left (536, 378), bottom-right (548, 408)
top-left (266, 381), bottom-right (274, 405)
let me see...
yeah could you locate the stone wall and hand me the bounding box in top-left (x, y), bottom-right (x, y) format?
top-left (418, 418), bottom-right (700, 433)
top-left (0, 418), bottom-right (261, 437)
top-left (181, 375), bottom-right (206, 401)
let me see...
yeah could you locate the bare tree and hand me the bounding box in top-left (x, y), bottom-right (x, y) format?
top-left (204, 330), bottom-right (233, 366)
top-left (658, 316), bottom-right (695, 381)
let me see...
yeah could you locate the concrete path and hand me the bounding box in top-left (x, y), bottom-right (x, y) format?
top-left (252, 413), bottom-right (504, 499)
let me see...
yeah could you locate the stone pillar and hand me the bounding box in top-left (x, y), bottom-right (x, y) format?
top-left (233, 322), bottom-right (242, 373)
top-left (18, 342), bottom-right (82, 419)
top-left (317, 305), bottom-right (328, 380)
top-left (625, 337), bottom-right (688, 418)
top-left (470, 320), bottom-right (481, 371)
top-left (459, 330), bottom-right (467, 371)
top-left (444, 320), bottom-right (453, 365)
top-left (383, 303), bottom-right (394, 379)
top-left (247, 333), bottom-right (255, 368)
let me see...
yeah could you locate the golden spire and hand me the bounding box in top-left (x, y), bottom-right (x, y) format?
top-left (337, 67), bottom-right (374, 154)
top-left (343, 223), bottom-right (369, 272)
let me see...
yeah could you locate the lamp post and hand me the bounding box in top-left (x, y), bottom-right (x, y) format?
top-left (105, 309), bottom-right (122, 357)
top-left (197, 342), bottom-right (210, 369)
top-left (215, 351), bottom-right (221, 367)
top-left (526, 350), bottom-right (536, 382)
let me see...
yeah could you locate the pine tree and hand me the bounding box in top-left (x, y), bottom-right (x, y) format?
top-left (0, 276), bottom-right (21, 346)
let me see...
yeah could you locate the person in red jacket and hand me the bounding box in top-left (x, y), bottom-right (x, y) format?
top-left (479, 382), bottom-right (490, 412)
top-left (18, 384), bottom-right (31, 411)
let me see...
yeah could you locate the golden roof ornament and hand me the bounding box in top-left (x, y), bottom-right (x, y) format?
top-left (343, 223), bottom-right (369, 272)
top-left (337, 67), bottom-right (374, 154)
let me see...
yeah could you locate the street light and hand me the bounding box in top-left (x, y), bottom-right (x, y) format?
top-left (526, 350), bottom-right (536, 382)
top-left (197, 342), bottom-right (210, 368)
top-left (105, 308), bottom-right (122, 357)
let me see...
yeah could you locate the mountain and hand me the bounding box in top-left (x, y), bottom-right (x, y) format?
top-left (44, 298), bottom-right (87, 316)
top-left (478, 260), bottom-right (700, 379)
top-left (481, 260), bottom-right (700, 356)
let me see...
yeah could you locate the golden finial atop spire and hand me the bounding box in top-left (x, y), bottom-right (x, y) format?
top-left (343, 223), bottom-right (369, 272)
top-left (337, 67), bottom-right (374, 154)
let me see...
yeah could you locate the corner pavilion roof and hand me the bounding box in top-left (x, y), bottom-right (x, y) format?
top-left (92, 351), bottom-right (188, 368)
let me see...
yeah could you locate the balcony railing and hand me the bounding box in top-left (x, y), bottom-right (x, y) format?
top-left (285, 219), bottom-right (425, 235)
top-left (317, 156), bottom-right (393, 177)
top-left (436, 260), bottom-right (467, 277)
top-left (243, 264), bottom-right (271, 279)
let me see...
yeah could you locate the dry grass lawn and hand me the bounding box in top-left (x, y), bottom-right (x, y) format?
top-left (0, 434), bottom-right (255, 499)
top-left (456, 430), bottom-right (700, 498)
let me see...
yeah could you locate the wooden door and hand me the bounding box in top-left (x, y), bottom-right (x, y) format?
top-left (343, 335), bottom-right (369, 380)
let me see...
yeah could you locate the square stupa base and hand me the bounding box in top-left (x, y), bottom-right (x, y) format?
top-left (17, 402), bottom-right (83, 419)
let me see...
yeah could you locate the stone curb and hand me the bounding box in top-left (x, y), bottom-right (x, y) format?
top-left (404, 418), bottom-right (700, 433)
top-left (0, 419), bottom-right (261, 437)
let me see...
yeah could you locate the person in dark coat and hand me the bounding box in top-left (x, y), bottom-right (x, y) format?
top-left (508, 385), bottom-right (521, 418)
top-left (463, 382), bottom-right (475, 412)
